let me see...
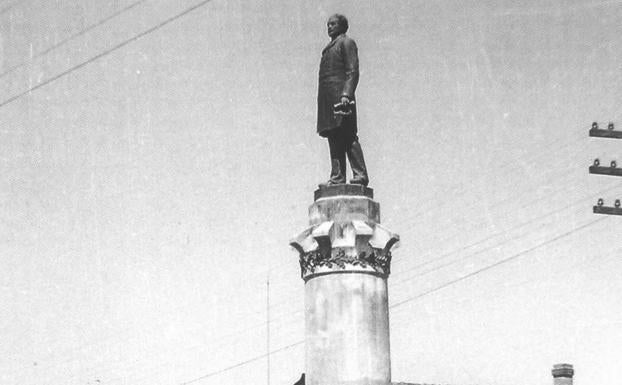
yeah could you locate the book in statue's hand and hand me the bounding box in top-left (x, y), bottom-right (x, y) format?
top-left (333, 100), bottom-right (356, 116)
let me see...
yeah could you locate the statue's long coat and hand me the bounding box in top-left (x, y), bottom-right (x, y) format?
top-left (317, 33), bottom-right (359, 137)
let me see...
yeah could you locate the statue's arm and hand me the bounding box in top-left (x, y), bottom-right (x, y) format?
top-left (341, 38), bottom-right (359, 99)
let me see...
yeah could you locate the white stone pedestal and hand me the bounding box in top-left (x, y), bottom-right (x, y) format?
top-left (291, 185), bottom-right (399, 385)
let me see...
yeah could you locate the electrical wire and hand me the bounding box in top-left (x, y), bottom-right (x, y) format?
top-left (0, 0), bottom-right (215, 108)
top-left (389, 216), bottom-right (608, 309)
top-left (392, 182), bottom-right (620, 284)
top-left (0, 0), bottom-right (148, 79)
top-left (178, 341), bottom-right (304, 385)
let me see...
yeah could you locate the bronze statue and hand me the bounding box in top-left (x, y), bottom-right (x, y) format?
top-left (317, 14), bottom-right (369, 187)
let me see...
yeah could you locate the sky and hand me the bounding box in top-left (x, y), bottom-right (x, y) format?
top-left (1, 1), bottom-right (621, 384)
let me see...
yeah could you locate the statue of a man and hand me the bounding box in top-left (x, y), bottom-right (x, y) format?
top-left (317, 14), bottom-right (369, 187)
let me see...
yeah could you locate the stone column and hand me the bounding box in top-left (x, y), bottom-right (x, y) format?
top-left (552, 364), bottom-right (574, 385)
top-left (290, 185), bottom-right (399, 385)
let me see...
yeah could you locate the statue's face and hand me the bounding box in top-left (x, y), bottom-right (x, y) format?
top-left (327, 16), bottom-right (342, 38)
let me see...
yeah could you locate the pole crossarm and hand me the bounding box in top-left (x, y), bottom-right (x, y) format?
top-left (589, 129), bottom-right (622, 139)
top-left (588, 122), bottom-right (621, 215)
top-left (589, 122), bottom-right (622, 138)
top-left (593, 205), bottom-right (622, 216)
top-left (589, 165), bottom-right (622, 177)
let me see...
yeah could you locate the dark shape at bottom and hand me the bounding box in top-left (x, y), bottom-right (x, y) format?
top-left (293, 373), bottom-right (305, 385)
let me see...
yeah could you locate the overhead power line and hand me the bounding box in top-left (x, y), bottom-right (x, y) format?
top-left (178, 341), bottom-right (303, 385)
top-left (0, 0), bottom-right (147, 79)
top-left (389, 216), bottom-right (607, 309)
top-left (392, 183), bottom-right (620, 284)
top-left (0, 0), bottom-right (215, 108)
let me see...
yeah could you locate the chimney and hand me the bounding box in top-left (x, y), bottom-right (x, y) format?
top-left (552, 364), bottom-right (574, 385)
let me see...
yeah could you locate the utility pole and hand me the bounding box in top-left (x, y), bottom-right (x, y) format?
top-left (589, 121), bottom-right (622, 215)
top-left (266, 274), bottom-right (270, 385)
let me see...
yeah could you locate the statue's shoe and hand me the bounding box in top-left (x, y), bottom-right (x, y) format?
top-left (318, 180), bottom-right (345, 188)
top-left (349, 178), bottom-right (369, 186)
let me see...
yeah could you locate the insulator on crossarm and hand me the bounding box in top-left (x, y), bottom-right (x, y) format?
top-left (616, 200), bottom-right (621, 208)
top-left (611, 160), bottom-right (617, 168)
top-left (608, 122), bottom-right (615, 130)
top-left (592, 122), bottom-right (599, 130)
top-left (593, 158), bottom-right (600, 166)
top-left (597, 198), bottom-right (604, 206)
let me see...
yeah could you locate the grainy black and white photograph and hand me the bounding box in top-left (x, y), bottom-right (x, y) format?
top-left (1, 1), bottom-right (621, 385)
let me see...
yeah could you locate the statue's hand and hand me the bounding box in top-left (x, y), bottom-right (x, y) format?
top-left (340, 96), bottom-right (350, 105)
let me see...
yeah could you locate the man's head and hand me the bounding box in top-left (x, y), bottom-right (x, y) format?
top-left (327, 14), bottom-right (348, 39)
